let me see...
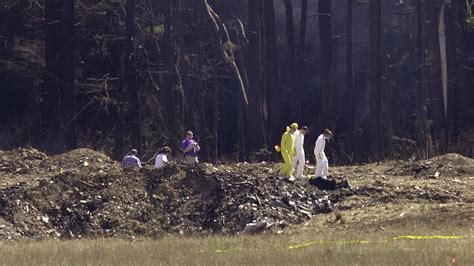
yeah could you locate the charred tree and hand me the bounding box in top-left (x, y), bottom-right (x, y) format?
top-left (456, 0), bottom-right (473, 126)
top-left (445, 2), bottom-right (457, 126)
top-left (368, 0), bottom-right (383, 158)
top-left (263, 0), bottom-right (281, 147)
top-left (346, 0), bottom-right (355, 153)
top-left (161, 0), bottom-right (178, 136)
top-left (421, 0), bottom-right (446, 150)
top-left (125, 0), bottom-right (142, 153)
top-left (381, 46), bottom-right (393, 155)
top-left (296, 0), bottom-right (308, 122)
top-left (318, 0), bottom-right (333, 128)
top-left (415, 0), bottom-right (431, 156)
top-left (229, 20), bottom-right (249, 161)
top-left (443, 0), bottom-right (472, 134)
top-left (60, 0), bottom-right (76, 150)
top-left (246, 0), bottom-right (266, 158)
top-left (162, 0), bottom-right (172, 67)
top-left (44, 0), bottom-right (76, 152)
top-left (44, 0), bottom-right (60, 149)
top-left (283, 0), bottom-right (297, 121)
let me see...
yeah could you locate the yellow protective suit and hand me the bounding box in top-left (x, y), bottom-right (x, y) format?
top-left (280, 127), bottom-right (296, 176)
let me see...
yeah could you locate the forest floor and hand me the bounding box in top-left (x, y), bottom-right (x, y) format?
top-left (0, 148), bottom-right (473, 264)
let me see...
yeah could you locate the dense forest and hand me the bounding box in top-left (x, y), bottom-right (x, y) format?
top-left (0, 0), bottom-right (473, 164)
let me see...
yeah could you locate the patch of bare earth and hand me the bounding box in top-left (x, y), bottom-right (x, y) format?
top-left (297, 154), bottom-right (474, 234)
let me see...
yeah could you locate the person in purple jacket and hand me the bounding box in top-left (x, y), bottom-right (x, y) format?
top-left (181, 131), bottom-right (200, 164)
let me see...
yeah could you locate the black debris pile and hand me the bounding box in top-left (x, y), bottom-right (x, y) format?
top-left (309, 176), bottom-right (349, 191)
top-left (0, 148), bottom-right (351, 239)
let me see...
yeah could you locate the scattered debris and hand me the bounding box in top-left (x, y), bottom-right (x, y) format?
top-left (386, 153), bottom-right (474, 178)
top-left (0, 148), bottom-right (350, 239)
top-left (1, 148), bottom-right (472, 239)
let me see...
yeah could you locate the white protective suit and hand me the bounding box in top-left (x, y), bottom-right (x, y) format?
top-left (292, 130), bottom-right (305, 178)
top-left (154, 153), bottom-right (168, 169)
top-left (314, 134), bottom-right (329, 178)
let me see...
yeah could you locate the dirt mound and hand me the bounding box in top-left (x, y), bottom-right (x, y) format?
top-left (0, 148), bottom-right (350, 239)
top-left (385, 153), bottom-right (474, 178)
top-left (0, 148), bottom-right (47, 174)
top-left (41, 148), bottom-right (117, 171)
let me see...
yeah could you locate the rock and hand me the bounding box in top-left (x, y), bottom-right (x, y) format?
top-left (309, 177), bottom-right (337, 190)
top-left (243, 221), bottom-right (267, 234)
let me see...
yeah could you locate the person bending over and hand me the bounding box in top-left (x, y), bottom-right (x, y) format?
top-left (155, 146), bottom-right (172, 169)
top-left (122, 149), bottom-right (142, 169)
top-left (314, 129), bottom-right (333, 179)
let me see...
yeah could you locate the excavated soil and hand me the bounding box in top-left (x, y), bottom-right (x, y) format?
top-left (1, 148), bottom-right (473, 239)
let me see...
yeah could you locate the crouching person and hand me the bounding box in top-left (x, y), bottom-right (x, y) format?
top-left (122, 149), bottom-right (142, 169)
top-left (155, 146), bottom-right (172, 169)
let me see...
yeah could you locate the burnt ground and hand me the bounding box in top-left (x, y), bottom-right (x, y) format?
top-left (0, 148), bottom-right (473, 239)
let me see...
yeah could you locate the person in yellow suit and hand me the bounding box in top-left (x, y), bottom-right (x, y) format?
top-left (280, 123), bottom-right (298, 179)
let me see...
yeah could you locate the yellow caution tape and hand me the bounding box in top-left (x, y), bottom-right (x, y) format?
top-left (288, 239), bottom-right (370, 249)
top-left (287, 235), bottom-right (472, 250)
top-left (287, 240), bottom-right (324, 250)
top-left (211, 235), bottom-right (472, 253)
top-left (214, 248), bottom-right (243, 253)
top-left (391, 235), bottom-right (466, 240)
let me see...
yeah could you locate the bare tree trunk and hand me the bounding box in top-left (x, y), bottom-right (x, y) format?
top-left (212, 71), bottom-right (219, 162)
top-left (263, 0), bottom-right (281, 147)
top-left (283, 0), bottom-right (297, 120)
top-left (296, 0), bottom-right (308, 122)
top-left (44, 0), bottom-right (76, 152)
top-left (368, 0), bottom-right (383, 158)
top-left (162, 0), bottom-right (172, 67)
top-left (319, 0), bottom-right (333, 128)
top-left (44, 0), bottom-right (60, 149)
top-left (259, 6), bottom-right (267, 138)
top-left (381, 46), bottom-right (393, 156)
top-left (298, 0), bottom-right (308, 68)
top-left (416, 0), bottom-right (431, 157)
top-left (161, 0), bottom-right (177, 135)
top-left (454, 0), bottom-right (471, 126)
top-left (445, 2), bottom-right (457, 127)
top-left (439, 5), bottom-right (448, 119)
top-left (125, 0), bottom-right (142, 153)
top-left (346, 0), bottom-right (355, 155)
top-left (229, 21), bottom-right (248, 161)
top-left (444, 0), bottom-right (471, 132)
top-left (422, 0), bottom-right (446, 151)
top-left (110, 40), bottom-right (125, 160)
top-left (60, 0), bottom-right (76, 150)
top-left (246, 0), bottom-right (265, 159)
top-left (237, 95), bottom-right (246, 161)
top-left (175, 0), bottom-right (186, 126)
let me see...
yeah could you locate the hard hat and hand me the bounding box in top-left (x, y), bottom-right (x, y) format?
top-left (290, 123), bottom-right (299, 129)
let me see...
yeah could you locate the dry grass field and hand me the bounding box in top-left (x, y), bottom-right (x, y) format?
top-left (1, 217), bottom-right (472, 266)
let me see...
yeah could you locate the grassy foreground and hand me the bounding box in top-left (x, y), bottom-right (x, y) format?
top-left (1, 227), bottom-right (472, 266)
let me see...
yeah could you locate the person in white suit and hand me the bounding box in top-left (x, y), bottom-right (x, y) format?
top-left (291, 126), bottom-right (309, 180)
top-left (314, 129), bottom-right (333, 179)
